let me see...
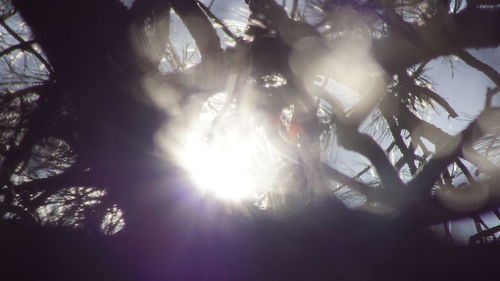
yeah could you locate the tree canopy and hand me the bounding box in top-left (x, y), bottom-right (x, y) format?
top-left (1, 0), bottom-right (500, 280)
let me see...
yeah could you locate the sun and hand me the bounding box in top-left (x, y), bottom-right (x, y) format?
top-left (162, 92), bottom-right (281, 203)
top-left (176, 125), bottom-right (278, 202)
top-left (179, 133), bottom-right (256, 201)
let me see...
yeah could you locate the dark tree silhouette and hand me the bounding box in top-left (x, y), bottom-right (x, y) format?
top-left (1, 0), bottom-right (500, 280)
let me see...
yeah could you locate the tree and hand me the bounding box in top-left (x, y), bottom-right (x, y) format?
top-left (0, 0), bottom-right (499, 280)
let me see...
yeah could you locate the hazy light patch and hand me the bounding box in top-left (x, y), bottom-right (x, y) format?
top-left (314, 75), bottom-right (360, 110)
top-left (437, 183), bottom-right (489, 212)
top-left (289, 17), bottom-right (385, 121)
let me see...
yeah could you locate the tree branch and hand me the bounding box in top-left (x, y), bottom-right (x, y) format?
top-left (372, 7), bottom-right (500, 73)
top-left (0, 39), bottom-right (36, 57)
top-left (0, 19), bottom-right (53, 74)
top-left (337, 124), bottom-right (405, 191)
top-left (321, 162), bottom-right (400, 207)
top-left (382, 112), bottom-right (418, 175)
top-left (408, 107), bottom-right (500, 194)
top-left (13, 169), bottom-right (101, 194)
top-left (398, 71), bottom-right (458, 118)
top-left (0, 84), bottom-right (48, 106)
top-left (197, 1), bottom-right (241, 42)
top-left (171, 0), bottom-right (223, 61)
top-left (381, 97), bottom-right (498, 175)
top-left (404, 171), bottom-right (500, 227)
top-left (455, 49), bottom-right (500, 87)
top-left (469, 224), bottom-right (500, 244)
top-left (247, 2), bottom-right (500, 76)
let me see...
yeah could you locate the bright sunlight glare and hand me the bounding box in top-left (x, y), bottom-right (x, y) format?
top-left (181, 133), bottom-right (258, 201)
top-left (169, 93), bottom-right (280, 203)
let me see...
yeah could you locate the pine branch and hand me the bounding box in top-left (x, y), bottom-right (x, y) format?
top-left (407, 106), bottom-right (500, 195)
top-left (381, 97), bottom-right (498, 175)
top-left (0, 19), bottom-right (53, 74)
top-left (322, 162), bottom-right (401, 207)
top-left (171, 0), bottom-right (223, 61)
top-left (0, 39), bottom-right (36, 57)
top-left (337, 123), bottom-right (405, 191)
top-left (455, 50), bottom-right (500, 87)
top-left (469, 224), bottom-right (500, 244)
top-left (372, 7), bottom-right (500, 73)
top-left (382, 112), bottom-right (418, 175)
top-left (398, 71), bottom-right (458, 118)
top-left (406, 171), bottom-right (500, 226)
top-left (197, 1), bottom-right (241, 42)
